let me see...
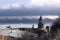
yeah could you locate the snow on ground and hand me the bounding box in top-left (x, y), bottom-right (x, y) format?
top-left (0, 29), bottom-right (31, 38)
top-left (0, 23), bottom-right (51, 29)
top-left (0, 23), bottom-right (38, 38)
top-left (0, 23), bottom-right (38, 29)
top-left (0, 28), bottom-right (38, 38)
top-left (0, 23), bottom-right (50, 38)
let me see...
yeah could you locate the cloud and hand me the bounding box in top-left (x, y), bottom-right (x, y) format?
top-left (0, 0), bottom-right (60, 9)
top-left (25, 0), bottom-right (60, 9)
top-left (11, 3), bottom-right (21, 8)
top-left (0, 0), bottom-right (25, 9)
top-left (0, 4), bottom-right (10, 9)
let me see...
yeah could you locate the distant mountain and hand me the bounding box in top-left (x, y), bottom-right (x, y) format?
top-left (43, 18), bottom-right (54, 23)
top-left (0, 17), bottom-right (55, 23)
top-left (0, 18), bottom-right (38, 23)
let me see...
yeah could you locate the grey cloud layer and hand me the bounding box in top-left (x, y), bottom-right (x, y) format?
top-left (0, 0), bottom-right (60, 9)
top-left (0, 0), bottom-right (60, 16)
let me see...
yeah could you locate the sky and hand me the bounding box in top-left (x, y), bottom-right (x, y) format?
top-left (0, 0), bottom-right (60, 16)
top-left (0, 0), bottom-right (60, 10)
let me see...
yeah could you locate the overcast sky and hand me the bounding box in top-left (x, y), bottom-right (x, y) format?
top-left (0, 0), bottom-right (60, 16)
top-left (0, 0), bottom-right (60, 10)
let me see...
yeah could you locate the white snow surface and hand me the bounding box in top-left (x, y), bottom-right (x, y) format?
top-left (0, 23), bottom-right (50, 38)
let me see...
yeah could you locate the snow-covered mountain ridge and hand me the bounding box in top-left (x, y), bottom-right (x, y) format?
top-left (0, 15), bottom-right (58, 20)
top-left (0, 15), bottom-right (58, 23)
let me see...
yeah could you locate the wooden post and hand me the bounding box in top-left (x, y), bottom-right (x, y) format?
top-left (0, 35), bottom-right (2, 40)
top-left (0, 35), bottom-right (10, 40)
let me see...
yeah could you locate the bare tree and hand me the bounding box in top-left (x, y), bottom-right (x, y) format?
top-left (50, 16), bottom-right (60, 40)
